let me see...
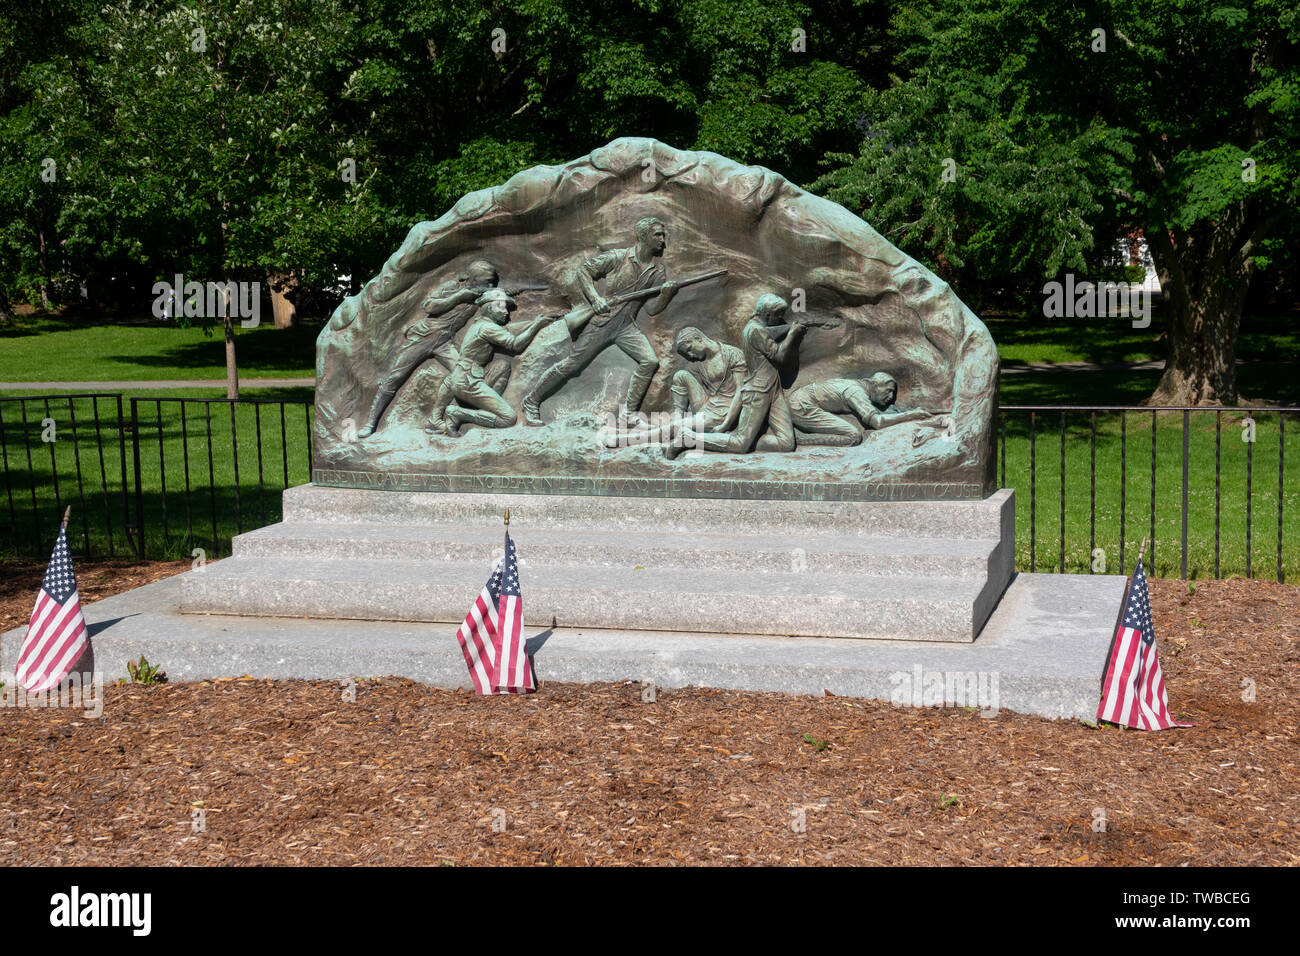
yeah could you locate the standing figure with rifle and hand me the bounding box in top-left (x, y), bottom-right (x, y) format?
top-left (522, 217), bottom-right (680, 426)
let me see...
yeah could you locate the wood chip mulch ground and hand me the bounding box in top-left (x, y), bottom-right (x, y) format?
top-left (0, 560), bottom-right (1296, 866)
top-left (0, 559), bottom-right (191, 634)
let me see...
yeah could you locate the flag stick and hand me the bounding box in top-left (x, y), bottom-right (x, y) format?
top-left (60, 506), bottom-right (71, 530)
top-left (1099, 536), bottom-right (1140, 699)
top-left (503, 508), bottom-right (510, 556)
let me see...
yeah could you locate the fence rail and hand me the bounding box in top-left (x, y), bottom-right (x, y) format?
top-left (0, 393), bottom-right (135, 559)
top-left (126, 396), bottom-right (315, 561)
top-left (0, 394), bottom-right (1292, 581)
top-left (0, 394), bottom-right (314, 563)
top-left (999, 404), bottom-right (1294, 581)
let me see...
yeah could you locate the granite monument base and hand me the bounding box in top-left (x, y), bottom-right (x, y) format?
top-left (3, 570), bottom-right (1124, 721)
top-left (178, 485), bottom-right (1015, 643)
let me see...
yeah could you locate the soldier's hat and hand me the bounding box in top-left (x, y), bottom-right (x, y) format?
top-left (475, 288), bottom-right (516, 309)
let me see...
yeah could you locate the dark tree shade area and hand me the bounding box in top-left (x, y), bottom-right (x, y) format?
top-left (2, 0), bottom-right (1296, 405)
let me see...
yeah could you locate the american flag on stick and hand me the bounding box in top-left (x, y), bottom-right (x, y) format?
top-left (14, 509), bottom-right (91, 693)
top-left (1096, 543), bottom-right (1193, 730)
top-left (454, 512), bottom-right (537, 695)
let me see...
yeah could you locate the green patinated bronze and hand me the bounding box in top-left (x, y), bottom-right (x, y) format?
top-left (315, 138), bottom-right (999, 501)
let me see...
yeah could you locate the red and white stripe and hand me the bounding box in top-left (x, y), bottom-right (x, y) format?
top-left (454, 562), bottom-right (536, 696)
top-left (491, 591), bottom-right (534, 694)
top-left (15, 589), bottom-right (89, 693)
top-left (1097, 626), bottom-right (1187, 730)
top-left (455, 573), bottom-right (500, 696)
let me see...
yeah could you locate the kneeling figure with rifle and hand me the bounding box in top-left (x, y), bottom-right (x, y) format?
top-left (429, 290), bottom-right (561, 436)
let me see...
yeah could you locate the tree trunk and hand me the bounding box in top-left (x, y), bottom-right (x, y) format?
top-left (1146, 228), bottom-right (1254, 406)
top-left (224, 312), bottom-right (239, 400)
top-left (0, 285), bottom-right (13, 326)
top-left (1148, 281), bottom-right (1248, 406)
top-left (36, 218), bottom-right (52, 311)
top-left (267, 271), bottom-right (298, 328)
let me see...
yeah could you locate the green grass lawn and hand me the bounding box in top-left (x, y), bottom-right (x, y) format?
top-left (0, 310), bottom-right (320, 382)
top-left (0, 389), bottom-right (314, 561)
top-left (984, 307), bottom-right (1299, 364)
top-left (986, 312), bottom-right (1164, 366)
top-left (989, 309), bottom-right (1300, 406)
top-left (998, 407), bottom-right (1296, 580)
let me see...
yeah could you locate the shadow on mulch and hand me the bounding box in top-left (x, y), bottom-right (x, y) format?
top-left (0, 562), bottom-right (1296, 866)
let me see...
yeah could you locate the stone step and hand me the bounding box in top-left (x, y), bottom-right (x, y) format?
top-left (179, 556), bottom-right (992, 642)
top-left (232, 521), bottom-right (997, 578)
top-left (2, 572), bottom-right (1129, 722)
top-left (282, 485), bottom-right (1014, 540)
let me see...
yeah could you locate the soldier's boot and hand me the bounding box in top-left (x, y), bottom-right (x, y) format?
top-left (669, 382), bottom-right (692, 417)
top-left (623, 360), bottom-right (660, 420)
top-left (427, 415), bottom-right (457, 437)
top-left (357, 385), bottom-right (397, 438)
top-left (449, 404), bottom-right (511, 432)
top-left (521, 365), bottom-right (567, 426)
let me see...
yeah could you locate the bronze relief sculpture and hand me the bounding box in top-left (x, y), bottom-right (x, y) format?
top-left (314, 138), bottom-right (998, 501)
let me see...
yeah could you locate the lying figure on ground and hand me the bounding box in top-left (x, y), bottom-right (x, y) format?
top-left (789, 372), bottom-right (946, 446)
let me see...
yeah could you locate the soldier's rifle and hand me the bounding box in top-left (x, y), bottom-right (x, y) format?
top-left (504, 283), bottom-right (552, 297)
top-left (563, 269), bottom-right (728, 335)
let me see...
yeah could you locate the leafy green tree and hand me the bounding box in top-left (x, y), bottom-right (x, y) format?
top-left (78, 0), bottom-right (394, 395)
top-left (4, 0), bottom-right (885, 337)
top-left (341, 0), bottom-right (884, 218)
top-left (0, 0), bottom-right (101, 316)
top-left (817, 0), bottom-right (1299, 405)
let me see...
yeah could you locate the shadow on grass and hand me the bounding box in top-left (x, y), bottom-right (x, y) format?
top-left (1000, 362), bottom-right (1299, 407)
top-left (107, 320), bottom-right (322, 375)
top-left (985, 309), bottom-right (1166, 367)
top-left (1000, 369), bottom-right (1163, 406)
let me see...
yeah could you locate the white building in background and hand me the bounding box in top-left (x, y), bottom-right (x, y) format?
top-left (1117, 231), bottom-right (1162, 294)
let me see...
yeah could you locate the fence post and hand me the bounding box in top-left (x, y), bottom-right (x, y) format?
top-left (116, 395), bottom-right (133, 559)
top-left (131, 398), bottom-right (145, 560)
top-left (1181, 409), bottom-right (1189, 580)
top-left (1246, 416), bottom-right (1253, 579)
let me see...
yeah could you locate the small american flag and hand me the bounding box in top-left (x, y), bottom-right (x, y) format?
top-left (454, 532), bottom-right (536, 695)
top-left (1097, 556), bottom-right (1193, 730)
top-left (15, 525), bottom-right (90, 693)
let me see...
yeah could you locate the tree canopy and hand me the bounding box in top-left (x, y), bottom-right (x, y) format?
top-left (1, 0), bottom-right (884, 306)
top-left (1, 0), bottom-right (1296, 405)
top-left (816, 0), bottom-right (1299, 403)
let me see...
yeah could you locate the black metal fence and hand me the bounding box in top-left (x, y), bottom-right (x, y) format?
top-left (126, 396), bottom-right (315, 560)
top-left (999, 405), bottom-right (1295, 581)
top-left (0, 392), bottom-right (135, 558)
top-left (0, 394), bottom-right (314, 562)
top-left (0, 394), bottom-right (1293, 581)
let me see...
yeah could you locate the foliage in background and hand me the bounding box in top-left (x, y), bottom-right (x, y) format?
top-left (0, 0), bottom-right (885, 310)
top-left (815, 0), bottom-right (1300, 404)
top-left (0, 0), bottom-right (1296, 406)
